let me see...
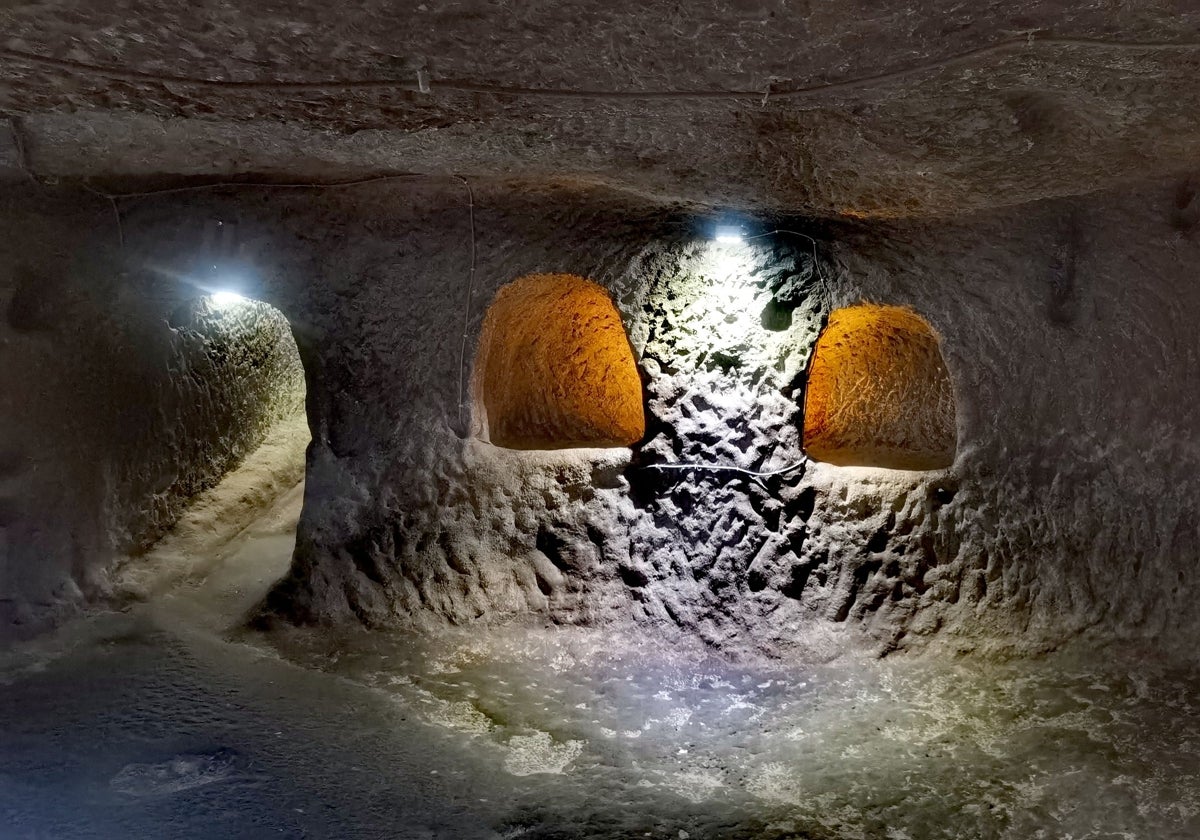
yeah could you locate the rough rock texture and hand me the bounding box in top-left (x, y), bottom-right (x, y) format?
top-left (153, 296), bottom-right (306, 510)
top-left (176, 173), bottom-right (1194, 661)
top-left (0, 187), bottom-right (305, 634)
top-left (7, 3), bottom-right (1200, 215)
top-left (473, 274), bottom-right (645, 450)
top-left (6, 173), bottom-right (1200, 661)
top-left (803, 303), bottom-right (956, 470)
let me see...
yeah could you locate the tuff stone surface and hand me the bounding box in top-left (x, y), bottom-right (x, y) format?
top-left (0, 187), bottom-right (305, 634)
top-left (5, 3), bottom-right (1200, 215)
top-left (4, 173), bottom-right (1200, 661)
top-left (473, 274), bottom-right (645, 450)
top-left (802, 303), bottom-right (957, 470)
top-left (224, 175), bottom-right (1200, 660)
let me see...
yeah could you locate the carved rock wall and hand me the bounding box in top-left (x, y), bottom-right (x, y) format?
top-left (0, 187), bottom-right (305, 634)
top-left (5, 177), bottom-right (1200, 661)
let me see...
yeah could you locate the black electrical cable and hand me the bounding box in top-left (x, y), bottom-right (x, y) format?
top-left (4, 34), bottom-right (1200, 101)
top-left (453, 175), bottom-right (477, 438)
top-left (640, 456), bottom-right (809, 489)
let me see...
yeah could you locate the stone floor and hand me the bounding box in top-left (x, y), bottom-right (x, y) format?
top-left (2, 472), bottom-right (1198, 839)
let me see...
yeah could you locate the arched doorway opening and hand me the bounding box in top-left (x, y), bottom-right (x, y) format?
top-left (114, 292), bottom-right (310, 607)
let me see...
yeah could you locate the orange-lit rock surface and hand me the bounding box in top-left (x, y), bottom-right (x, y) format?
top-left (804, 304), bottom-right (956, 470)
top-left (474, 274), bottom-right (645, 450)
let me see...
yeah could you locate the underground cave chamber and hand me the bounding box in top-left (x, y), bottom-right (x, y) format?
top-left (7, 4), bottom-right (1200, 830)
top-left (6, 176), bottom-right (1200, 839)
top-left (4, 184), bottom-right (1183, 660)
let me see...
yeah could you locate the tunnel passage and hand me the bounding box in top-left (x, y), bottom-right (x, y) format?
top-left (139, 292), bottom-right (308, 547)
top-left (473, 273), bottom-right (645, 450)
top-left (166, 294), bottom-right (306, 471)
top-left (803, 303), bottom-right (956, 470)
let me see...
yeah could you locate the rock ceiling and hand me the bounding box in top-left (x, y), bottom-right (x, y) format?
top-left (3, 1), bottom-right (1200, 216)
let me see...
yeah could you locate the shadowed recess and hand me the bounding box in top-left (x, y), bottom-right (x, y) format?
top-left (474, 273), bottom-right (645, 450)
top-left (803, 303), bottom-right (956, 470)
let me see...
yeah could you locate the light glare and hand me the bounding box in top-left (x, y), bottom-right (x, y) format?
top-left (714, 226), bottom-right (744, 244)
top-left (211, 291), bottom-right (246, 306)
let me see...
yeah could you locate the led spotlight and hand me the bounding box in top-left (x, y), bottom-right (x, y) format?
top-left (713, 225), bottom-right (745, 244)
top-left (210, 290), bottom-right (246, 306)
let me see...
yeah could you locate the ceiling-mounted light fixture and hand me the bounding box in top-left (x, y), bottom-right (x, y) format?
top-left (713, 225), bottom-right (745, 244)
top-left (210, 290), bottom-right (246, 307)
top-left (195, 217), bottom-right (259, 308)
